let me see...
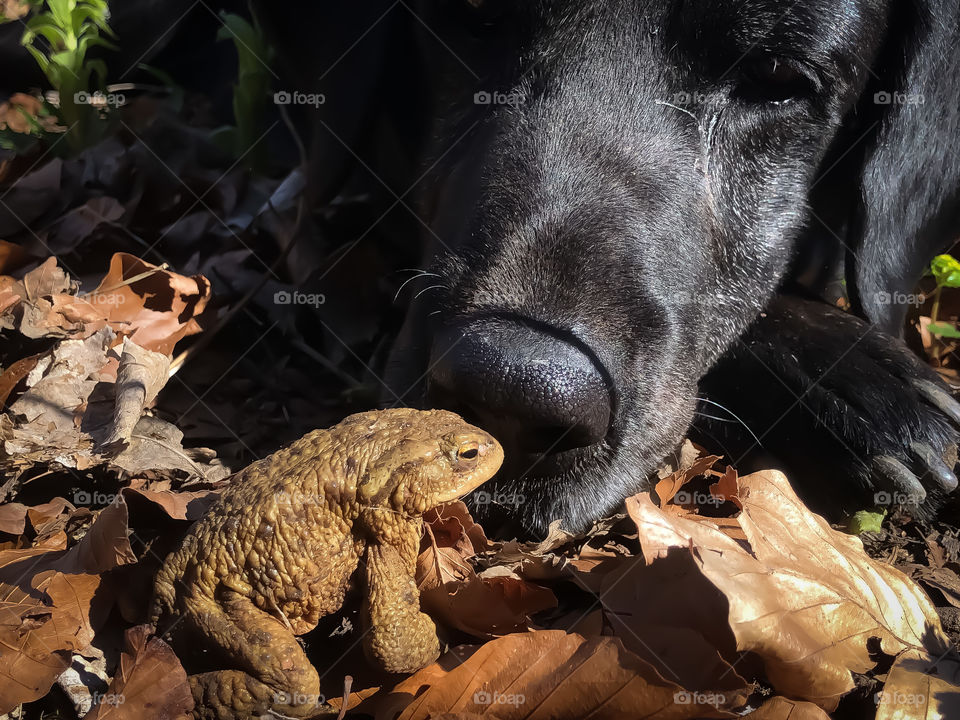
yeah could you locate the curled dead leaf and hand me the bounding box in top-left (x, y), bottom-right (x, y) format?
top-left (102, 338), bottom-right (172, 445)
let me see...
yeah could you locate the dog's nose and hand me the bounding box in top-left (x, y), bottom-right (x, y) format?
top-left (428, 320), bottom-right (611, 453)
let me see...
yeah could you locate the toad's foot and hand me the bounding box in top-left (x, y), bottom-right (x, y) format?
top-left (183, 590), bottom-right (323, 719)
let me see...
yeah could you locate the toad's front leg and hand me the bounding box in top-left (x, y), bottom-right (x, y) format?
top-left (362, 542), bottom-right (440, 673)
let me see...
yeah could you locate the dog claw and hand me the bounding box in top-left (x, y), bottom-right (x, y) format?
top-left (870, 456), bottom-right (927, 505)
top-left (909, 442), bottom-right (959, 493)
top-left (913, 379), bottom-right (960, 428)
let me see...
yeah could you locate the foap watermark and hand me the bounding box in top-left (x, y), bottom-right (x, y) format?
top-left (874, 291), bottom-right (926, 307)
top-left (875, 691), bottom-right (926, 707)
top-left (74, 491), bottom-right (118, 506)
top-left (873, 91), bottom-right (925, 106)
top-left (674, 691), bottom-right (726, 706)
top-left (274, 290), bottom-right (326, 308)
top-left (474, 90), bottom-right (525, 108)
top-left (83, 291), bottom-right (128, 306)
top-left (273, 691), bottom-right (325, 708)
top-left (473, 490), bottom-right (526, 508)
top-left (669, 290), bottom-right (721, 309)
top-left (92, 692), bottom-right (125, 708)
top-left (74, 90), bottom-right (126, 108)
top-left (670, 91), bottom-right (709, 106)
top-left (875, 491), bottom-right (924, 506)
top-left (674, 490), bottom-right (724, 507)
top-left (473, 689), bottom-right (526, 707)
top-left (273, 90), bottom-right (326, 108)
top-left (275, 490), bottom-right (325, 506)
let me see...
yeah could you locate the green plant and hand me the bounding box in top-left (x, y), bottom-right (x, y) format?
top-left (214, 10), bottom-right (275, 171)
top-left (927, 254), bottom-right (960, 363)
top-left (20, 0), bottom-right (117, 152)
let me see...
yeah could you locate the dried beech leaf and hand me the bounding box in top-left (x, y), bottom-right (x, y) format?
top-left (0, 571), bottom-right (100, 711)
top-left (121, 487), bottom-right (220, 522)
top-left (874, 649), bottom-right (960, 720)
top-left (628, 469), bottom-right (949, 709)
top-left (748, 696), bottom-right (832, 719)
top-left (0, 498), bottom-right (137, 711)
top-left (378, 630), bottom-right (750, 720)
top-left (84, 624), bottom-right (193, 720)
top-left (88, 253), bottom-right (211, 355)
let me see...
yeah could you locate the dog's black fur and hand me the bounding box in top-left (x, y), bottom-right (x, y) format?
top-left (267, 1), bottom-right (960, 537)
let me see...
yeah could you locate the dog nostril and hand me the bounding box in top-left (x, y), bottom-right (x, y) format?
top-left (428, 319), bottom-right (611, 454)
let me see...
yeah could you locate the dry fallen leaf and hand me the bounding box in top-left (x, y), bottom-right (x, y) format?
top-left (0, 551), bottom-right (102, 712)
top-left (0, 498), bottom-right (137, 711)
top-left (121, 487), bottom-right (220, 522)
top-left (418, 524), bottom-right (556, 639)
top-left (102, 338), bottom-right (172, 445)
top-left (87, 253), bottom-right (211, 355)
top-left (0, 502), bottom-right (27, 536)
top-left (377, 630), bottom-right (750, 720)
top-left (628, 469), bottom-right (950, 709)
top-left (84, 624), bottom-right (193, 720)
top-left (655, 451), bottom-right (721, 505)
top-left (748, 696), bottom-right (832, 719)
top-left (874, 648), bottom-right (960, 720)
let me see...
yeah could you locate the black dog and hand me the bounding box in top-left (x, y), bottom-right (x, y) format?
top-left (263, 1), bottom-right (960, 537)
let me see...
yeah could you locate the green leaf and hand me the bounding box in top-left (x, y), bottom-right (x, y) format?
top-left (847, 510), bottom-right (886, 535)
top-left (931, 254), bottom-right (960, 288)
top-left (928, 322), bottom-right (960, 339)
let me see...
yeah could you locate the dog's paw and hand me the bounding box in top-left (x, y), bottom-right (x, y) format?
top-left (697, 295), bottom-right (960, 517)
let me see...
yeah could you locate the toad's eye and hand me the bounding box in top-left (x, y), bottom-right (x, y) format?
top-left (457, 441), bottom-right (480, 461)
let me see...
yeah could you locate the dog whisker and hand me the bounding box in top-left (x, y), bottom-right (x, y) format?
top-left (393, 272), bottom-right (441, 304)
top-left (695, 397), bottom-right (763, 447)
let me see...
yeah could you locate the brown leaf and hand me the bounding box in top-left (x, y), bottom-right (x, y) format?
top-left (417, 525), bottom-right (474, 589)
top-left (598, 552), bottom-right (749, 693)
top-left (121, 487), bottom-right (220, 522)
top-left (874, 648), bottom-right (960, 720)
top-left (0, 352), bottom-right (42, 410)
top-left (0, 571), bottom-right (101, 712)
top-left (26, 497), bottom-right (75, 537)
top-left (8, 326), bottom-right (114, 434)
top-left (378, 631), bottom-right (749, 720)
top-left (417, 525), bottom-right (556, 639)
top-left (84, 625), bottom-right (193, 720)
top-left (0, 92), bottom-right (41, 129)
top-left (88, 253), bottom-right (211, 355)
top-left (0, 497), bottom-right (137, 711)
top-left (709, 466), bottom-right (742, 509)
top-left (628, 469), bottom-right (949, 709)
top-left (0, 503), bottom-right (28, 536)
top-left (424, 501), bottom-right (488, 556)
top-left (655, 453), bottom-right (722, 505)
top-left (748, 697), bottom-right (832, 719)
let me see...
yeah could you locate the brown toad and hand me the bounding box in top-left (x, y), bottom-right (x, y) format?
top-left (150, 409), bottom-right (503, 719)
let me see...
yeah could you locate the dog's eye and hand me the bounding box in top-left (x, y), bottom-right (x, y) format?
top-left (735, 56), bottom-right (817, 104)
